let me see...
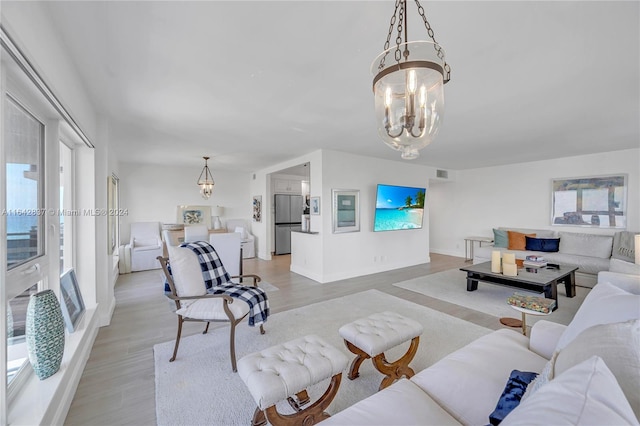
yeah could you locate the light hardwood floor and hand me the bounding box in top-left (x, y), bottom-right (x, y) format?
top-left (64, 253), bottom-right (503, 425)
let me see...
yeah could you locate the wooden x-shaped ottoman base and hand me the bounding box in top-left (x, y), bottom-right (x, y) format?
top-left (344, 336), bottom-right (420, 390)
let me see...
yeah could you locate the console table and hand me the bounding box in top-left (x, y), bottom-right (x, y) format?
top-left (464, 236), bottom-right (494, 261)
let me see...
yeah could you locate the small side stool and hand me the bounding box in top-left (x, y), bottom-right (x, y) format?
top-left (237, 334), bottom-right (348, 426)
top-left (500, 293), bottom-right (555, 336)
top-left (339, 311), bottom-right (423, 391)
top-left (502, 305), bottom-right (552, 336)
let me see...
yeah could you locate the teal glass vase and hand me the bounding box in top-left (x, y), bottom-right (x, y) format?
top-left (26, 289), bottom-right (65, 380)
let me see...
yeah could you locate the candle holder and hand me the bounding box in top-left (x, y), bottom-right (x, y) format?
top-left (491, 250), bottom-right (502, 273)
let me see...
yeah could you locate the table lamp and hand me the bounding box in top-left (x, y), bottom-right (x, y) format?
top-left (211, 206), bottom-right (224, 229)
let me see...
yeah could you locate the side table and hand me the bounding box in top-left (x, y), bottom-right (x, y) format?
top-left (501, 304), bottom-right (552, 336)
top-left (464, 236), bottom-right (494, 261)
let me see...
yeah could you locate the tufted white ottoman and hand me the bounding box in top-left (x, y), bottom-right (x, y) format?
top-left (339, 311), bottom-right (423, 391)
top-left (238, 334), bottom-right (348, 426)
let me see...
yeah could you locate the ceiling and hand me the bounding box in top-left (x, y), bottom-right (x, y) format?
top-left (42, 1), bottom-right (639, 173)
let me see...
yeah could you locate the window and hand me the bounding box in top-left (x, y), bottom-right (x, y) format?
top-left (4, 96), bottom-right (49, 388)
top-left (5, 97), bottom-right (44, 269)
top-left (2, 25), bottom-right (96, 423)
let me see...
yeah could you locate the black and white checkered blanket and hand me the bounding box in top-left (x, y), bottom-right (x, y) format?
top-left (165, 241), bottom-right (269, 326)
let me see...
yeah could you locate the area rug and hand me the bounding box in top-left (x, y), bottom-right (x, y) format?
top-left (154, 289), bottom-right (491, 425)
top-left (392, 268), bottom-right (589, 326)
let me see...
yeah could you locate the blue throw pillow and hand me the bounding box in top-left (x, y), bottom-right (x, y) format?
top-left (525, 236), bottom-right (560, 252)
top-left (493, 229), bottom-right (509, 248)
top-left (488, 370), bottom-right (538, 425)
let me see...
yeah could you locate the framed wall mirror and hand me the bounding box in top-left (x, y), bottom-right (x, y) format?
top-left (107, 174), bottom-right (120, 254)
top-left (332, 189), bottom-right (360, 233)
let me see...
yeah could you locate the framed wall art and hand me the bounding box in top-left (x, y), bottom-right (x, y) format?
top-left (310, 196), bottom-right (320, 215)
top-left (551, 174), bottom-right (627, 228)
top-left (177, 205), bottom-right (212, 228)
top-left (253, 196), bottom-right (262, 222)
top-left (332, 189), bottom-right (360, 233)
top-left (59, 268), bottom-right (85, 333)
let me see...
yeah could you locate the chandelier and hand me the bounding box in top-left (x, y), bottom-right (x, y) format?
top-left (197, 156), bottom-right (215, 199)
top-left (372, 0), bottom-right (451, 160)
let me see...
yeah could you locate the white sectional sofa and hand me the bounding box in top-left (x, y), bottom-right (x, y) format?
top-left (322, 271), bottom-right (640, 425)
top-left (474, 227), bottom-right (640, 288)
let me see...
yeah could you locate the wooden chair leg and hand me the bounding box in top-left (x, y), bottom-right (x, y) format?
top-left (229, 320), bottom-right (238, 373)
top-left (264, 374), bottom-right (342, 426)
top-left (259, 324), bottom-right (265, 335)
top-left (343, 340), bottom-right (370, 380)
top-left (170, 316), bottom-right (184, 362)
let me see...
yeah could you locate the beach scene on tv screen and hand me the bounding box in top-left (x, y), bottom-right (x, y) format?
top-left (374, 184), bottom-right (425, 231)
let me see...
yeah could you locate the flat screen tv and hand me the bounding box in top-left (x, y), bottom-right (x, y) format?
top-left (373, 184), bottom-right (426, 232)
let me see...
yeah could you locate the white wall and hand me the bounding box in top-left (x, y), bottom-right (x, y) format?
top-left (430, 148), bottom-right (640, 257)
top-left (316, 150), bottom-right (436, 282)
top-left (118, 162), bottom-right (252, 243)
top-left (277, 150), bottom-right (439, 283)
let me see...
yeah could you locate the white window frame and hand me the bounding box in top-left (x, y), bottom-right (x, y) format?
top-left (59, 137), bottom-right (77, 273)
top-left (3, 84), bottom-right (55, 405)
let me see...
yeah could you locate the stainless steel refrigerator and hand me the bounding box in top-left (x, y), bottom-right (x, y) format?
top-left (274, 194), bottom-right (303, 255)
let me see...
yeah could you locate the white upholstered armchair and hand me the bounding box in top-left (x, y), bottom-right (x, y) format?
top-left (129, 222), bottom-right (163, 271)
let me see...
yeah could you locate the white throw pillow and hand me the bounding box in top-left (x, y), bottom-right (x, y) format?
top-left (556, 282), bottom-right (640, 351)
top-left (502, 356), bottom-right (639, 426)
top-left (554, 319), bottom-right (640, 420)
top-left (167, 245), bottom-right (207, 299)
top-left (234, 226), bottom-right (248, 239)
top-left (521, 352), bottom-right (557, 402)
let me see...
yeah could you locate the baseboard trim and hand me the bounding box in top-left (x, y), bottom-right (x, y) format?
top-left (99, 296), bottom-right (116, 327)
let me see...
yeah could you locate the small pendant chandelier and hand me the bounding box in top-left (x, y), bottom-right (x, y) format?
top-left (372, 0), bottom-right (451, 160)
top-left (197, 156), bottom-right (215, 199)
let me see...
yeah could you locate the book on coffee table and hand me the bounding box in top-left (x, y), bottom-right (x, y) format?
top-left (523, 260), bottom-right (547, 268)
top-left (525, 255), bottom-right (545, 261)
top-left (507, 293), bottom-right (556, 314)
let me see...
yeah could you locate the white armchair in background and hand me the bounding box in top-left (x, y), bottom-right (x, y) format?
top-left (129, 222), bottom-right (163, 271)
top-left (226, 219), bottom-right (255, 259)
top-left (184, 225), bottom-right (209, 243)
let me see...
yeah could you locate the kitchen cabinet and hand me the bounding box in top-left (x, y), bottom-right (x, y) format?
top-left (273, 178), bottom-right (301, 194)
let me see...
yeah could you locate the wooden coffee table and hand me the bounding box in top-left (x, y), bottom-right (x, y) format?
top-left (460, 261), bottom-right (577, 307)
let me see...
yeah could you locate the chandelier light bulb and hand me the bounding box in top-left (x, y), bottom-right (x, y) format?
top-left (408, 69), bottom-right (417, 93)
top-left (419, 85), bottom-right (427, 107)
top-left (384, 87), bottom-right (393, 107)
